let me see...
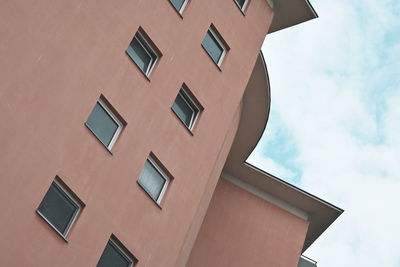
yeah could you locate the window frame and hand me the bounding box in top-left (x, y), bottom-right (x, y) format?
top-left (126, 31), bottom-right (159, 77)
top-left (172, 87), bottom-right (201, 131)
top-left (170, 0), bottom-right (189, 14)
top-left (36, 179), bottom-right (82, 240)
top-left (137, 156), bottom-right (170, 205)
top-left (202, 28), bottom-right (227, 67)
top-left (86, 98), bottom-right (124, 151)
top-left (234, 0), bottom-right (249, 12)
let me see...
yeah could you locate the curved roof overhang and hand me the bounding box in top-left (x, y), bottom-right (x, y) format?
top-left (268, 0), bottom-right (318, 34)
top-left (223, 51), bottom-right (343, 252)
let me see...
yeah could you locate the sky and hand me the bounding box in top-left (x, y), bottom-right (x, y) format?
top-left (248, 0), bottom-right (400, 266)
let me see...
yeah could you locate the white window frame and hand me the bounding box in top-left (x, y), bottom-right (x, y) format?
top-left (139, 156), bottom-right (170, 204)
top-left (234, 0), bottom-right (249, 11)
top-left (92, 99), bottom-right (124, 151)
top-left (205, 28), bottom-right (227, 66)
top-left (174, 88), bottom-right (200, 130)
top-left (104, 238), bottom-right (136, 267)
top-left (179, 0), bottom-right (189, 13)
top-left (130, 32), bottom-right (158, 76)
top-left (36, 179), bottom-right (81, 239)
top-left (171, 0), bottom-right (189, 14)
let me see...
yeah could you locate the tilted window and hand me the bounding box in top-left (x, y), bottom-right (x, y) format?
top-left (97, 237), bottom-right (137, 267)
top-left (86, 98), bottom-right (124, 151)
top-left (234, 0), bottom-right (249, 11)
top-left (172, 87), bottom-right (200, 130)
top-left (126, 30), bottom-right (159, 76)
top-left (201, 27), bottom-right (228, 66)
top-left (37, 178), bottom-right (82, 239)
top-left (170, 0), bottom-right (189, 14)
top-left (137, 156), bottom-right (170, 204)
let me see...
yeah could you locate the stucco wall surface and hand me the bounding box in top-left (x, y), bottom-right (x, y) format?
top-left (187, 179), bottom-right (309, 267)
top-left (0, 0), bottom-right (272, 266)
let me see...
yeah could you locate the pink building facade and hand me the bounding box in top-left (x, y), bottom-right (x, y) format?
top-left (0, 0), bottom-right (341, 266)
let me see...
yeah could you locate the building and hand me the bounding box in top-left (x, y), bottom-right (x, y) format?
top-left (0, 0), bottom-right (342, 266)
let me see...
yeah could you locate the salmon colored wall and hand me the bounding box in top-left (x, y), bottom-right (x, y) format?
top-left (187, 179), bottom-right (309, 267)
top-left (0, 0), bottom-right (272, 266)
top-left (175, 102), bottom-right (243, 266)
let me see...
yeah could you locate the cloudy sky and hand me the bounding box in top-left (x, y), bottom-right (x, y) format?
top-left (248, 0), bottom-right (400, 266)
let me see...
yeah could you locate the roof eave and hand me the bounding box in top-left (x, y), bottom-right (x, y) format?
top-left (223, 51), bottom-right (343, 252)
top-left (268, 0), bottom-right (318, 34)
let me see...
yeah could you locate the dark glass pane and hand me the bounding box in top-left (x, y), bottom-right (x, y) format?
top-left (138, 160), bottom-right (166, 201)
top-left (235, 0), bottom-right (246, 8)
top-left (38, 183), bottom-right (78, 235)
top-left (86, 102), bottom-right (119, 147)
top-left (97, 241), bottom-right (131, 267)
top-left (127, 37), bottom-right (151, 73)
top-left (202, 31), bottom-right (224, 64)
top-left (172, 93), bottom-right (193, 127)
top-left (170, 0), bottom-right (186, 11)
top-left (298, 257), bottom-right (317, 267)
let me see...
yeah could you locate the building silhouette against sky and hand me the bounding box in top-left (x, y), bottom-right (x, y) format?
top-left (0, 0), bottom-right (342, 266)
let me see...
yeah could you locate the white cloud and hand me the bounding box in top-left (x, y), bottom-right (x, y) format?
top-left (252, 0), bottom-right (400, 266)
top-left (247, 149), bottom-right (296, 180)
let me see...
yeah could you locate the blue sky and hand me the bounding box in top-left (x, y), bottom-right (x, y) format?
top-left (248, 0), bottom-right (400, 266)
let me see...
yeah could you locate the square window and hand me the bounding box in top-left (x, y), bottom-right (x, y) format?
top-left (97, 237), bottom-right (137, 267)
top-left (137, 156), bottom-right (170, 204)
top-left (169, 0), bottom-right (189, 14)
top-left (234, 0), bottom-right (249, 11)
top-left (86, 98), bottom-right (124, 151)
top-left (126, 30), bottom-right (159, 76)
top-left (37, 179), bottom-right (82, 239)
top-left (201, 27), bottom-right (228, 66)
top-left (171, 87), bottom-right (200, 130)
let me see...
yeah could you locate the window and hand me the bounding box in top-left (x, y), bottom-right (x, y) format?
top-left (86, 98), bottom-right (124, 151)
top-left (234, 0), bottom-right (249, 11)
top-left (97, 237), bottom-right (137, 267)
top-left (137, 156), bottom-right (170, 204)
top-left (126, 30), bottom-right (159, 76)
top-left (169, 0), bottom-right (189, 14)
top-left (171, 87), bottom-right (201, 130)
top-left (36, 178), bottom-right (82, 239)
top-left (201, 27), bottom-right (228, 66)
